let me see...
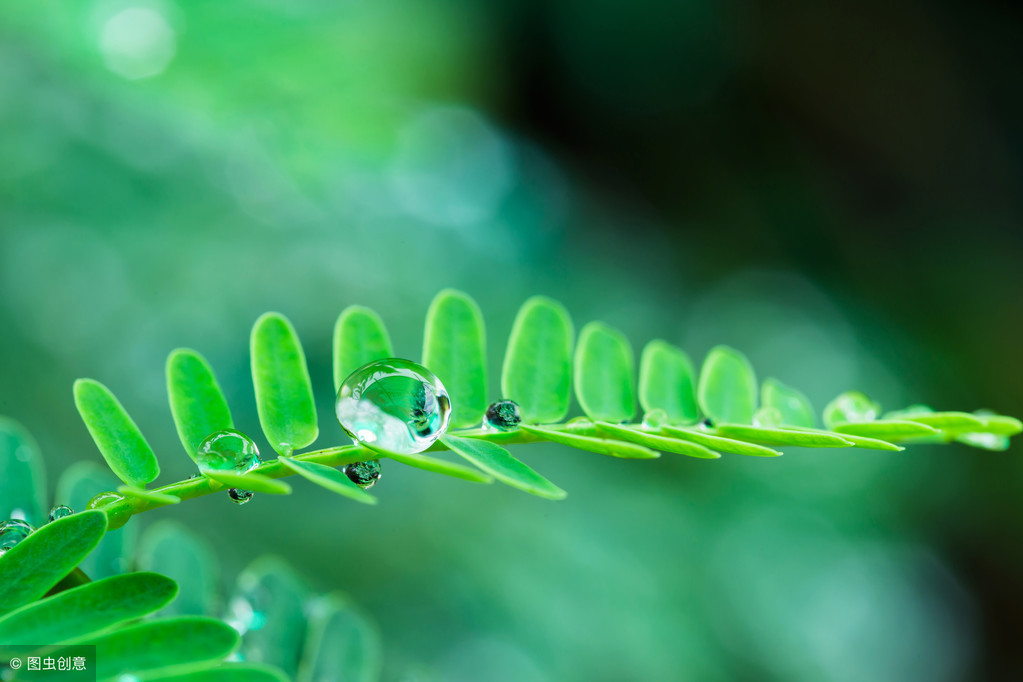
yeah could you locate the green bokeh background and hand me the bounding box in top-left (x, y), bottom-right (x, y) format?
top-left (2, 1), bottom-right (1021, 680)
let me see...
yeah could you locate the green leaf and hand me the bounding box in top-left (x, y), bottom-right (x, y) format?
top-left (88, 616), bottom-right (240, 681)
top-left (138, 521), bottom-right (220, 617)
top-left (441, 435), bottom-right (566, 500)
top-left (501, 296), bottom-right (574, 423)
top-left (117, 485), bottom-right (181, 506)
top-left (251, 312), bottom-right (318, 455)
top-left (0, 417), bottom-right (47, 527)
top-left (519, 425), bottom-right (660, 459)
top-left (422, 289), bottom-right (488, 428)
top-left (332, 306), bottom-right (394, 391)
top-left (823, 391), bottom-right (881, 429)
top-left (715, 424), bottom-right (854, 448)
top-left (761, 378), bottom-right (815, 428)
top-left (381, 450), bottom-right (494, 483)
top-left (74, 379), bottom-right (160, 487)
top-left (971, 414), bottom-right (1023, 436)
top-left (781, 427), bottom-right (903, 451)
top-left (278, 456), bottom-right (377, 505)
top-left (143, 663), bottom-right (290, 682)
top-left (660, 425), bottom-right (782, 457)
top-left (298, 594), bottom-right (381, 682)
top-left (167, 349), bottom-right (234, 462)
top-left (0, 510), bottom-right (108, 616)
top-left (0, 572), bottom-right (177, 646)
top-left (595, 422), bottom-right (721, 459)
top-left (55, 462), bottom-right (136, 580)
top-left (638, 340), bottom-right (698, 424)
top-left (232, 557), bottom-right (309, 677)
top-left (901, 411), bottom-right (985, 431)
top-left (831, 420), bottom-right (939, 440)
top-left (574, 322), bottom-right (636, 423)
top-left (697, 346), bottom-right (757, 425)
top-left (203, 471), bottom-right (292, 495)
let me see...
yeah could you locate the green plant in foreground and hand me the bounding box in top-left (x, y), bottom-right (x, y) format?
top-left (1, 289), bottom-right (1019, 681)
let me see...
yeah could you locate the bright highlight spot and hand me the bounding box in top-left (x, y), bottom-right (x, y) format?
top-left (100, 7), bottom-right (177, 80)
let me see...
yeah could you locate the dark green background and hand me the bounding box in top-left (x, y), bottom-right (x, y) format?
top-left (1, 1), bottom-right (1021, 680)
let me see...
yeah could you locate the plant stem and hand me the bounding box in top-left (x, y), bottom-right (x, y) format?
top-left (96, 422), bottom-right (601, 529)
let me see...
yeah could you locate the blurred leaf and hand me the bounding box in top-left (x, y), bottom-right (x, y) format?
top-left (333, 306), bottom-right (394, 391)
top-left (0, 510), bottom-right (107, 616)
top-left (0, 572), bottom-right (177, 646)
top-left (298, 594), bottom-right (382, 682)
top-left (519, 425), bottom-right (659, 459)
top-left (660, 425), bottom-right (782, 457)
top-left (117, 486), bottom-right (180, 506)
top-left (902, 411), bottom-right (985, 430)
top-left (382, 450), bottom-right (494, 483)
top-left (251, 313), bottom-right (318, 455)
top-left (753, 406), bottom-right (783, 427)
top-left (971, 413), bottom-right (1023, 436)
top-left (574, 322), bottom-right (636, 422)
top-left (955, 432), bottom-right (1010, 451)
top-left (204, 471), bottom-right (291, 495)
top-left (596, 422), bottom-right (720, 459)
top-left (638, 340), bottom-right (698, 424)
top-left (88, 616), bottom-right (239, 681)
top-left (0, 417), bottom-right (47, 527)
top-left (143, 663), bottom-right (289, 682)
top-left (823, 391), bottom-right (881, 429)
top-left (501, 296), bottom-right (574, 423)
top-left (138, 521), bottom-right (220, 617)
top-left (73, 379), bottom-right (160, 487)
top-left (231, 557), bottom-right (308, 677)
top-left (832, 420), bottom-right (938, 440)
top-left (56, 462), bottom-right (136, 580)
top-left (697, 346), bottom-right (756, 425)
top-left (761, 378), bottom-right (815, 428)
top-left (167, 349), bottom-right (234, 462)
top-left (278, 456), bottom-right (377, 505)
top-left (716, 424), bottom-right (854, 448)
top-left (422, 289), bottom-right (488, 428)
top-left (441, 435), bottom-right (566, 500)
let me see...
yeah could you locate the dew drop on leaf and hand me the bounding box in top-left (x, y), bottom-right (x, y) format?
top-left (228, 488), bottom-right (254, 505)
top-left (47, 505), bottom-right (74, 522)
top-left (345, 460), bottom-right (382, 489)
top-left (196, 429), bottom-right (261, 474)
top-left (335, 358), bottom-right (451, 454)
top-left (0, 518), bottom-right (34, 555)
top-left (86, 491), bottom-right (126, 509)
top-left (642, 408), bottom-right (669, 429)
top-left (485, 399), bottom-right (522, 431)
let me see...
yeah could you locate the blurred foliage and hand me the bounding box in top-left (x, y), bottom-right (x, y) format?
top-left (2, 0), bottom-right (1022, 679)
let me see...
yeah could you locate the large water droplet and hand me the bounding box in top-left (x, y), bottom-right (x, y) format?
top-left (0, 518), bottom-right (34, 555)
top-left (335, 358), bottom-right (451, 454)
top-left (485, 399), bottom-right (522, 432)
top-left (48, 505), bottom-right (74, 522)
top-left (196, 430), bottom-right (261, 473)
top-left (345, 460), bottom-right (382, 489)
top-left (229, 488), bottom-right (254, 505)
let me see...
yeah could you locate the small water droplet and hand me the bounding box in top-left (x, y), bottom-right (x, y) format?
top-left (699, 417), bottom-right (715, 429)
top-left (345, 460), bottom-right (382, 489)
top-left (48, 505), bottom-right (74, 522)
top-left (642, 408), bottom-right (669, 429)
top-left (0, 519), bottom-right (34, 555)
top-left (86, 491), bottom-right (126, 509)
top-left (335, 358), bottom-right (451, 454)
top-left (754, 406), bottom-right (783, 428)
top-left (196, 430), bottom-right (261, 474)
top-left (485, 399), bottom-right (522, 431)
top-left (229, 488), bottom-right (254, 505)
